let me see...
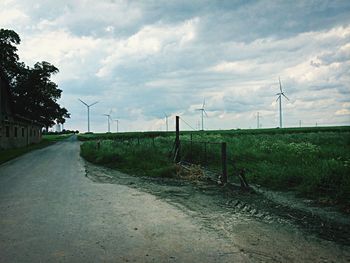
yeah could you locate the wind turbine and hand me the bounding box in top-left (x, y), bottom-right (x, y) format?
top-left (103, 110), bottom-right (112, 133)
top-left (114, 119), bottom-right (119, 133)
top-left (256, 112), bottom-right (262, 129)
top-left (78, 99), bottom-right (98, 132)
top-left (276, 77), bottom-right (289, 128)
top-left (196, 99), bottom-right (208, 131)
top-left (164, 112), bottom-right (169, 132)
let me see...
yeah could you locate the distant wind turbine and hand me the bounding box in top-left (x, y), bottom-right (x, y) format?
top-left (78, 99), bottom-right (98, 132)
top-left (276, 77), bottom-right (289, 128)
top-left (114, 119), bottom-right (119, 133)
top-left (103, 110), bottom-right (113, 133)
top-left (196, 99), bottom-right (208, 131)
top-left (164, 112), bottom-right (169, 132)
top-left (256, 112), bottom-right (262, 129)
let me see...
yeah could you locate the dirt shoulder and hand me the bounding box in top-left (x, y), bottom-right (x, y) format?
top-left (85, 161), bottom-right (350, 263)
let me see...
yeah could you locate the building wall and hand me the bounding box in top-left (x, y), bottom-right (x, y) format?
top-left (0, 121), bottom-right (42, 150)
top-left (0, 73), bottom-right (42, 150)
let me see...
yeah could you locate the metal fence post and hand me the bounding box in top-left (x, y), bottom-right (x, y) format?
top-left (221, 142), bottom-right (227, 184)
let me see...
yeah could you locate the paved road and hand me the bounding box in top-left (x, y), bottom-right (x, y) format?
top-left (0, 136), bottom-right (246, 262)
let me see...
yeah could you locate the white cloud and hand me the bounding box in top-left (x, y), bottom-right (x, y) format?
top-left (96, 18), bottom-right (199, 77)
top-left (335, 109), bottom-right (350, 115)
top-left (0, 0), bottom-right (29, 28)
top-left (18, 30), bottom-right (104, 81)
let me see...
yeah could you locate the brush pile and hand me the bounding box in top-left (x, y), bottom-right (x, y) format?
top-left (176, 163), bottom-right (205, 181)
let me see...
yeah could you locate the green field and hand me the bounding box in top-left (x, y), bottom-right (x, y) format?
top-left (0, 134), bottom-right (73, 165)
top-left (79, 126), bottom-right (350, 208)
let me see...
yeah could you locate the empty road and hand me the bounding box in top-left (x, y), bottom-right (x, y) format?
top-left (0, 136), bottom-right (247, 262)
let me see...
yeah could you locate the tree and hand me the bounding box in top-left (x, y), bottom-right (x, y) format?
top-left (13, 61), bottom-right (70, 130)
top-left (0, 28), bottom-right (70, 129)
top-left (0, 29), bottom-right (22, 85)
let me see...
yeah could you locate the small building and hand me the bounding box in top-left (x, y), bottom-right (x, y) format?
top-left (0, 70), bottom-right (43, 150)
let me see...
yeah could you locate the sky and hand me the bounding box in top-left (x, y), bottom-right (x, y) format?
top-left (1, 0), bottom-right (350, 132)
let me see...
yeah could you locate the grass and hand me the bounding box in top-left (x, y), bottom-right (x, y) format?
top-left (78, 127), bottom-right (350, 207)
top-left (0, 133), bottom-right (73, 165)
top-left (80, 138), bottom-right (176, 178)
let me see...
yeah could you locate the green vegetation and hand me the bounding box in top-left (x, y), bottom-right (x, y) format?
top-left (79, 127), bottom-right (350, 207)
top-left (1, 28), bottom-right (70, 129)
top-left (0, 133), bottom-right (73, 165)
top-left (80, 138), bottom-right (176, 178)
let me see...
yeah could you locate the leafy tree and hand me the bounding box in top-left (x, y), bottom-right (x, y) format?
top-left (0, 29), bottom-right (22, 85)
top-left (0, 28), bottom-right (70, 129)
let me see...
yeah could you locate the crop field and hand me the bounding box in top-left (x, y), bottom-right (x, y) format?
top-left (79, 126), bottom-right (350, 208)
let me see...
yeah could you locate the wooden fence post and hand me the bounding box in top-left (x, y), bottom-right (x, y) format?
top-left (190, 133), bottom-right (193, 163)
top-left (174, 116), bottom-right (180, 162)
top-left (221, 142), bottom-right (227, 184)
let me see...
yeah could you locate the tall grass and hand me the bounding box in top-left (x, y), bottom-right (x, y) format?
top-left (80, 138), bottom-right (176, 178)
top-left (79, 130), bottom-right (350, 205)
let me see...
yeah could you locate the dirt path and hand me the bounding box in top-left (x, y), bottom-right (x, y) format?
top-left (0, 136), bottom-right (247, 262)
top-left (85, 162), bottom-right (350, 263)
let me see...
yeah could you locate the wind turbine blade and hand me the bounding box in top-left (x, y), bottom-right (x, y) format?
top-left (279, 77), bottom-right (282, 93)
top-left (204, 109), bottom-right (208, 117)
top-left (78, 99), bottom-right (88, 106)
top-left (202, 99), bottom-right (205, 109)
top-left (276, 95), bottom-right (280, 102)
top-left (89, 101), bottom-right (99, 107)
top-left (282, 93), bottom-right (290, 101)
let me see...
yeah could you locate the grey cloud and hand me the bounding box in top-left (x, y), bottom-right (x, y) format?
top-left (2, 0), bottom-right (350, 131)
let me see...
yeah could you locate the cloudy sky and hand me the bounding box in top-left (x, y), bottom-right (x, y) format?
top-left (1, 0), bottom-right (350, 132)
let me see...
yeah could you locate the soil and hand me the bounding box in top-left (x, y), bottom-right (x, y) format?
top-left (85, 161), bottom-right (350, 263)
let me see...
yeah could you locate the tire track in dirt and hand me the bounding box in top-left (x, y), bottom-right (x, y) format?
top-left (85, 161), bottom-right (350, 263)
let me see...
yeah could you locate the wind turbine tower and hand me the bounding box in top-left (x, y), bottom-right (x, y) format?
top-left (276, 77), bottom-right (289, 128)
top-left (103, 110), bottom-right (112, 133)
top-left (114, 119), bottom-right (119, 133)
top-left (257, 112), bottom-right (261, 129)
top-left (79, 99), bottom-right (98, 132)
top-left (196, 99), bottom-right (208, 131)
top-left (164, 112), bottom-right (169, 132)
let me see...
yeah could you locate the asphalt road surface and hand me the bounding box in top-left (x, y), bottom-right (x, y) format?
top-left (0, 136), bottom-right (247, 262)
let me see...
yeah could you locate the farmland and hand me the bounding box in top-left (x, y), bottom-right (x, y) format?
top-left (79, 126), bottom-right (350, 209)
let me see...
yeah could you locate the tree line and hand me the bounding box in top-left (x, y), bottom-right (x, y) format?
top-left (0, 28), bottom-right (69, 130)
